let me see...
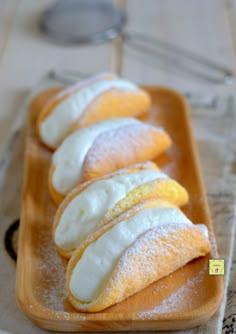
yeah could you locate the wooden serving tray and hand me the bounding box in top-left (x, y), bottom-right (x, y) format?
top-left (16, 86), bottom-right (224, 332)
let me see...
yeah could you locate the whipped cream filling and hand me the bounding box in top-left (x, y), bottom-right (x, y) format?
top-left (195, 224), bottom-right (209, 238)
top-left (55, 169), bottom-right (168, 251)
top-left (69, 206), bottom-right (196, 301)
top-left (52, 118), bottom-right (139, 194)
top-left (53, 72), bottom-right (116, 101)
top-left (40, 78), bottom-right (138, 147)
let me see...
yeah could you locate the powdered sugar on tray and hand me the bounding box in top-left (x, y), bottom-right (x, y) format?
top-left (136, 262), bottom-right (207, 319)
top-left (83, 123), bottom-right (166, 172)
top-left (34, 230), bottom-right (67, 312)
top-left (30, 201), bottom-right (87, 320)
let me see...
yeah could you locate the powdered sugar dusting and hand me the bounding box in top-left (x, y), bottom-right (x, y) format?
top-left (136, 262), bottom-right (207, 319)
top-left (83, 123), bottom-right (168, 179)
top-left (100, 222), bottom-right (209, 311)
top-left (31, 223), bottom-right (87, 320)
top-left (69, 207), bottom-right (193, 301)
top-left (115, 223), bottom-right (191, 281)
top-left (34, 230), bottom-right (67, 312)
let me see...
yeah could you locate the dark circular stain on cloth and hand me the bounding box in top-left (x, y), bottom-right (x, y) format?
top-left (4, 219), bottom-right (20, 262)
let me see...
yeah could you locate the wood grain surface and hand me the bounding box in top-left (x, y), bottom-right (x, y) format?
top-left (16, 87), bottom-right (224, 332)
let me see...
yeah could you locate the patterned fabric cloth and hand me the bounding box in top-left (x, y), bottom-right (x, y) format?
top-left (0, 74), bottom-right (235, 334)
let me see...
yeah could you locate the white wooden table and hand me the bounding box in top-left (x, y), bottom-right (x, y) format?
top-left (0, 0), bottom-right (235, 157)
top-left (0, 1), bottom-right (236, 334)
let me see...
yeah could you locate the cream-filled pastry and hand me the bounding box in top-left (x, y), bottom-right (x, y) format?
top-left (66, 199), bottom-right (210, 312)
top-left (37, 73), bottom-right (151, 149)
top-left (49, 118), bottom-right (172, 204)
top-left (53, 163), bottom-right (189, 258)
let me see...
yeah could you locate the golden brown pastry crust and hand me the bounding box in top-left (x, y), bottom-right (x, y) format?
top-left (96, 178), bottom-right (189, 231)
top-left (66, 200), bottom-right (210, 312)
top-left (49, 123), bottom-right (172, 203)
top-left (53, 162), bottom-right (159, 257)
top-left (29, 87), bottom-right (64, 124)
top-left (72, 89), bottom-right (151, 129)
top-left (48, 164), bottom-right (64, 204)
top-left (50, 161), bottom-right (158, 206)
top-left (80, 123), bottom-right (172, 182)
top-left (53, 167), bottom-right (189, 258)
top-left (36, 80), bottom-right (151, 149)
top-left (36, 74), bottom-right (114, 148)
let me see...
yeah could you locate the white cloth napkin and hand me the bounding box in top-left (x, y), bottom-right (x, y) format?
top-left (0, 73), bottom-right (235, 334)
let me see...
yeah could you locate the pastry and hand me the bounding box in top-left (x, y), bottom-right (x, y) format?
top-left (53, 162), bottom-right (189, 258)
top-left (30, 86), bottom-right (64, 122)
top-left (37, 73), bottom-right (151, 149)
top-left (66, 199), bottom-right (210, 312)
top-left (49, 118), bottom-right (172, 204)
